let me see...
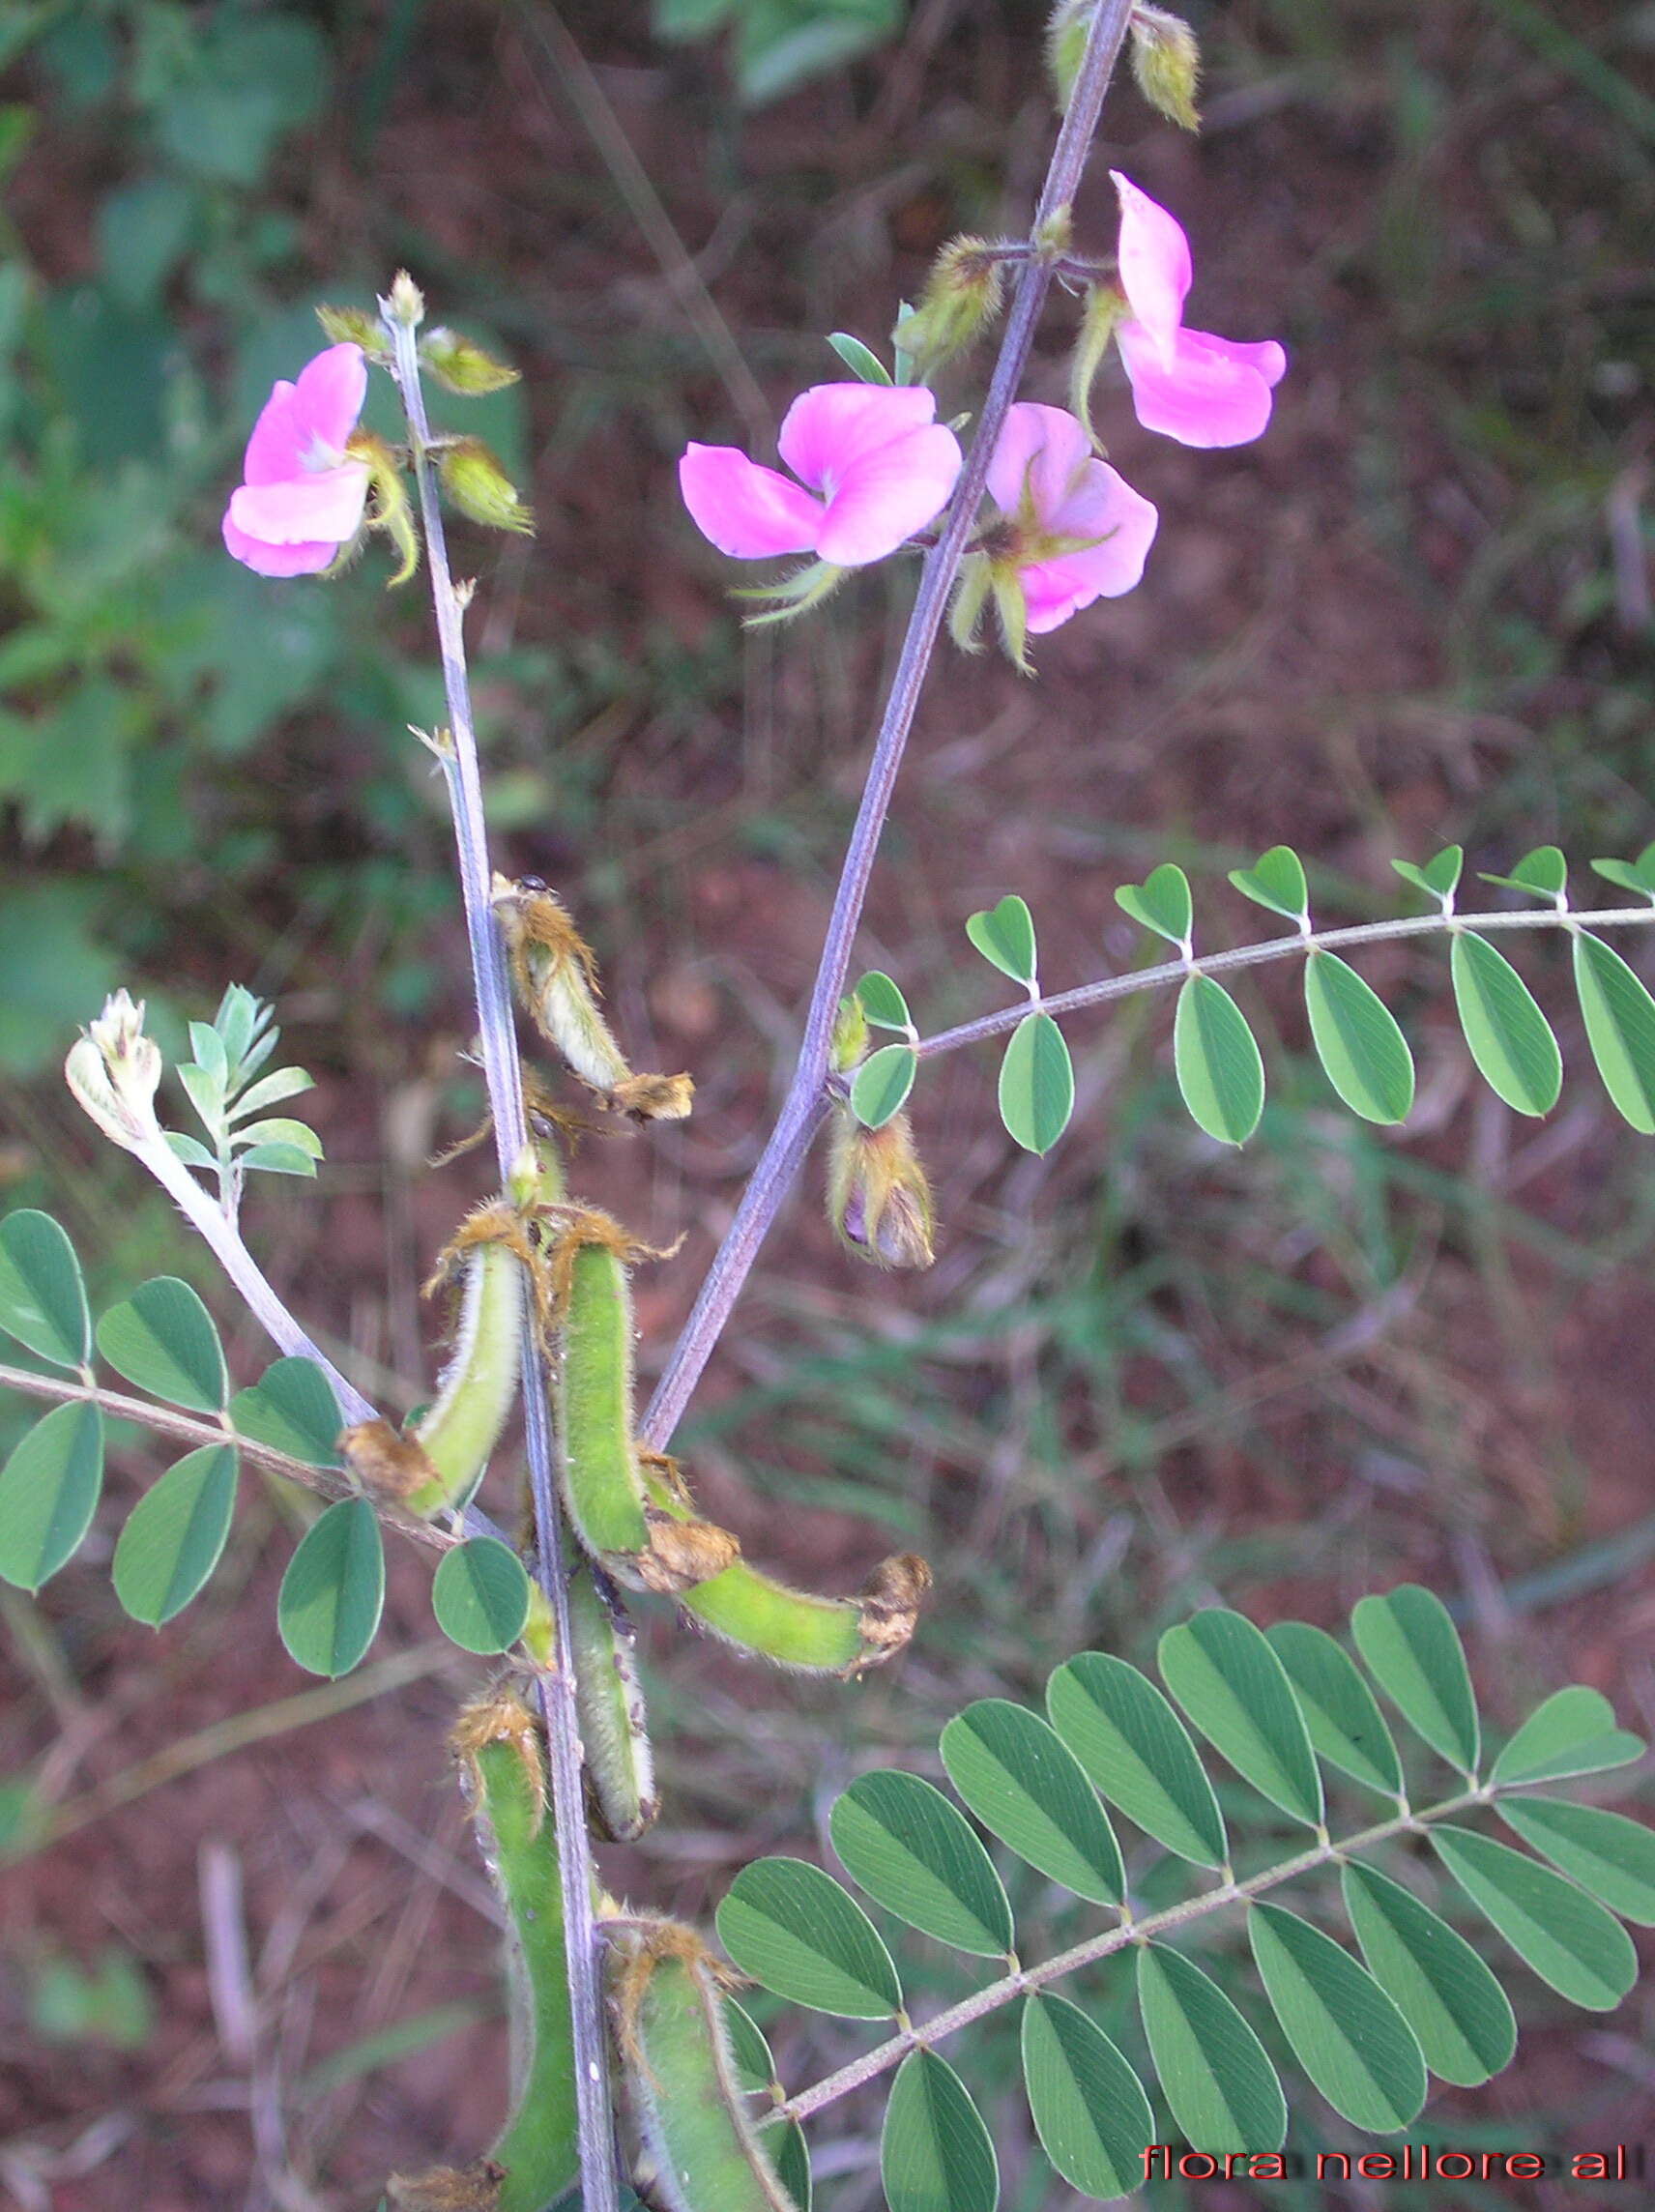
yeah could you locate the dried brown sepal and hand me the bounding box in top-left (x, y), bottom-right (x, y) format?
top-left (424, 1197), bottom-right (561, 1352)
top-left (536, 1202), bottom-right (676, 1325)
top-left (637, 1447), bottom-right (697, 1511)
top-left (430, 1073), bottom-right (597, 1172)
top-left (339, 1418), bottom-right (441, 1505)
top-left (450, 1685), bottom-right (547, 1838)
top-left (854, 1552), bottom-right (933, 1669)
top-left (608, 1070), bottom-right (695, 1123)
top-left (632, 1508), bottom-right (743, 1596)
top-left (387, 2160), bottom-right (505, 2212)
top-left (828, 1108), bottom-right (936, 1269)
top-left (608, 1915), bottom-right (742, 2069)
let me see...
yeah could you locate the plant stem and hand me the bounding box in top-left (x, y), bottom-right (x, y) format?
top-left (778, 1784), bottom-right (1486, 2122)
top-left (640, 0), bottom-right (1138, 1450)
top-left (914, 902), bottom-right (1655, 1060)
top-left (387, 300), bottom-right (619, 2212)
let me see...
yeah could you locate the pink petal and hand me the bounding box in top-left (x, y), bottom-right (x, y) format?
top-left (1117, 320), bottom-right (1285, 448)
top-left (228, 463), bottom-right (370, 547)
top-left (778, 384), bottom-right (942, 498)
top-left (221, 508), bottom-right (339, 576)
top-left (1111, 172), bottom-right (1193, 361)
top-left (679, 444), bottom-right (824, 558)
top-left (815, 422), bottom-right (963, 567)
top-left (291, 343), bottom-right (367, 453)
top-left (986, 403), bottom-right (1091, 526)
top-left (242, 379), bottom-right (309, 485)
top-left (1052, 460), bottom-right (1159, 588)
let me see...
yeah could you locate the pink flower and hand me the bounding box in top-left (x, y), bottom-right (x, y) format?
top-left (222, 343), bottom-right (372, 576)
top-left (986, 403), bottom-right (1158, 632)
top-left (1110, 173), bottom-right (1287, 449)
top-left (680, 384), bottom-right (963, 568)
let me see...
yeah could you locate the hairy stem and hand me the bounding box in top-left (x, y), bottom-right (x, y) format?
top-left (641, 0), bottom-right (1138, 1449)
top-left (387, 301), bottom-right (619, 2210)
top-left (914, 902), bottom-right (1655, 1060)
top-left (779, 1783), bottom-right (1487, 2122)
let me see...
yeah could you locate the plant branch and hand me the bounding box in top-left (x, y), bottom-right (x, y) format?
top-left (778, 1783), bottom-right (1487, 2122)
top-left (386, 296), bottom-right (619, 2212)
top-left (640, 0), bottom-right (1138, 1449)
top-left (914, 902), bottom-right (1655, 1060)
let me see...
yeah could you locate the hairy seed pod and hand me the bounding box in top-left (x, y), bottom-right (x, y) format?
top-left (410, 1203), bottom-right (533, 1516)
top-left (611, 1920), bottom-right (799, 2212)
top-left (491, 875), bottom-right (693, 1121)
top-left (557, 1236), bottom-right (652, 1559)
top-left (568, 1564), bottom-right (658, 1842)
top-left (447, 1690), bottom-right (578, 2212)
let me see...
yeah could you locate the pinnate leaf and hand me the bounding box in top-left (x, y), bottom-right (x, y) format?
top-left (1265, 1621), bottom-right (1403, 1797)
top-left (0, 1402), bottom-right (103, 1590)
top-left (1021, 1993), bottom-right (1154, 2200)
top-left (940, 1700), bottom-right (1123, 1905)
top-left (998, 1011), bottom-right (1073, 1154)
top-left (882, 2048), bottom-right (998, 2212)
top-left (0, 1210), bottom-right (90, 1370)
top-left (1350, 1586), bottom-right (1479, 1775)
top-left (277, 1497), bottom-right (385, 1677)
top-left (1431, 1823), bottom-right (1637, 2010)
top-left (1173, 975), bottom-right (1264, 1144)
top-left (1342, 1859), bottom-right (1516, 2086)
top-left (1449, 932), bottom-right (1561, 1116)
top-left (97, 1277), bottom-right (227, 1412)
top-left (1047, 1652), bottom-right (1226, 1867)
top-left (1158, 1608), bottom-right (1323, 1828)
top-left (111, 1442), bottom-right (238, 1626)
top-left (829, 1770), bottom-right (1012, 1957)
top-left (1136, 1943), bottom-right (1286, 2153)
top-left (716, 1858), bottom-right (901, 2018)
top-left (1247, 1901), bottom-right (1426, 2131)
top-left (1303, 951), bottom-right (1414, 1124)
top-left (1492, 1685), bottom-right (1645, 1787)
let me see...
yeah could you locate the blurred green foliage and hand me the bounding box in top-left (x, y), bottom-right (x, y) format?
top-left (653, 0), bottom-right (906, 106)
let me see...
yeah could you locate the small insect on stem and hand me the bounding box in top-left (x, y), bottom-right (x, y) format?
top-left (491, 874), bottom-right (694, 1122)
top-left (610, 1917), bottom-right (799, 2212)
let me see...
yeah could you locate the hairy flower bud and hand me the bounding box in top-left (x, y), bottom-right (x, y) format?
top-left (828, 1107), bottom-right (936, 1269)
top-left (421, 327), bottom-right (521, 394)
top-left (892, 237), bottom-right (1008, 384)
top-left (349, 430), bottom-right (421, 586)
top-left (1129, 3), bottom-right (1201, 131)
top-left (1068, 281), bottom-right (1125, 449)
top-left (66, 991), bottom-right (164, 1155)
top-left (386, 269), bottom-right (425, 329)
top-left (438, 439), bottom-right (534, 536)
top-left (1045, 0), bottom-right (1091, 109)
top-left (830, 993), bottom-right (869, 1074)
top-left (315, 303), bottom-right (390, 361)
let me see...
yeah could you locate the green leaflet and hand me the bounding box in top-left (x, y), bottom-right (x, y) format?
top-left (555, 1241), bottom-right (648, 1557)
top-left (112, 1441), bottom-right (239, 1626)
top-left (1391, 845), bottom-right (1464, 904)
top-left (97, 1276), bottom-right (228, 1412)
top-left (1350, 1586), bottom-right (1479, 1776)
top-left (1492, 1685), bottom-right (1646, 1787)
top-left (0, 1209), bottom-right (90, 1370)
top-left (1480, 845), bottom-right (1567, 902)
top-left (851, 1043), bottom-right (918, 1130)
top-left (432, 1536), bottom-right (532, 1655)
top-left (1247, 1901), bottom-right (1427, 2132)
top-left (1431, 1823), bottom-right (1638, 2011)
top-left (940, 1699), bottom-right (1124, 1905)
top-left (881, 2047), bottom-right (998, 2212)
top-left (1115, 863), bottom-right (1192, 947)
top-left (998, 1011), bottom-right (1073, 1153)
top-left (1158, 1609), bottom-right (1323, 1829)
top-left (1173, 974), bottom-right (1264, 1145)
top-left (1265, 1620), bottom-right (1403, 1798)
top-left (276, 1497), bottom-right (385, 1677)
top-left (1497, 1797), bottom-right (1655, 1925)
top-left (0, 1400), bottom-right (104, 1590)
top-left (1341, 1860), bottom-right (1517, 2086)
top-left (1047, 1651), bottom-right (1227, 1867)
top-left (855, 971), bottom-right (913, 1033)
top-left (1021, 1993), bottom-right (1154, 2200)
top-left (1229, 845), bottom-right (1309, 924)
top-left (716, 1858), bottom-right (902, 2018)
top-left (229, 1355), bottom-right (344, 1468)
top-left (1136, 1942), bottom-right (1286, 2153)
top-left (1303, 949), bottom-right (1415, 1124)
top-left (1572, 929), bottom-right (1655, 1132)
top-left (966, 893), bottom-right (1037, 984)
top-left (1449, 931), bottom-right (1561, 1116)
top-left (829, 1770), bottom-right (1013, 1958)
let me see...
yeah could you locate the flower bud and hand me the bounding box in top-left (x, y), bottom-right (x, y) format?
top-left (1045, 0), bottom-right (1091, 109)
top-left (421, 327), bottom-right (521, 395)
top-left (892, 237), bottom-right (1007, 385)
top-left (830, 993), bottom-right (869, 1074)
top-left (386, 269), bottom-right (425, 329)
top-left (438, 438), bottom-right (534, 536)
top-left (1129, 3), bottom-right (1201, 131)
top-left (315, 303), bottom-right (389, 361)
top-left (827, 1107), bottom-right (936, 1269)
top-left (66, 991), bottom-right (164, 1155)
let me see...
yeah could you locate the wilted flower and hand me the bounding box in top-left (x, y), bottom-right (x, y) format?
top-left (222, 343), bottom-right (372, 576)
top-left (828, 1109), bottom-right (936, 1269)
top-left (1111, 173), bottom-right (1286, 449)
top-left (680, 384), bottom-right (963, 569)
top-left (66, 990), bottom-right (164, 1154)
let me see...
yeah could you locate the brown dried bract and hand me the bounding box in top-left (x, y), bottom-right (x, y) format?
top-left (450, 1685), bottom-right (546, 1836)
top-left (339, 1418), bottom-right (440, 1505)
top-left (424, 1196), bottom-right (560, 1350)
top-left (607, 1914), bottom-right (741, 2071)
top-left (637, 1446), bottom-right (697, 1511)
top-left (536, 1202), bottom-right (677, 1323)
top-left (608, 1069), bottom-right (695, 1123)
top-left (491, 872), bottom-right (602, 988)
top-left (853, 1552), bottom-right (933, 1668)
top-left (387, 2163), bottom-right (504, 2212)
top-left (632, 1509), bottom-right (742, 1595)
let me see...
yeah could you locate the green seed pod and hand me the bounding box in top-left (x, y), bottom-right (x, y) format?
top-left (450, 1690), bottom-right (578, 2212)
top-left (491, 875), bottom-right (693, 1121)
top-left (557, 1237), bottom-right (652, 1559)
top-left (409, 1204), bottom-right (530, 1516)
top-left (568, 1564), bottom-right (658, 1842)
top-left (612, 1921), bottom-right (799, 2212)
